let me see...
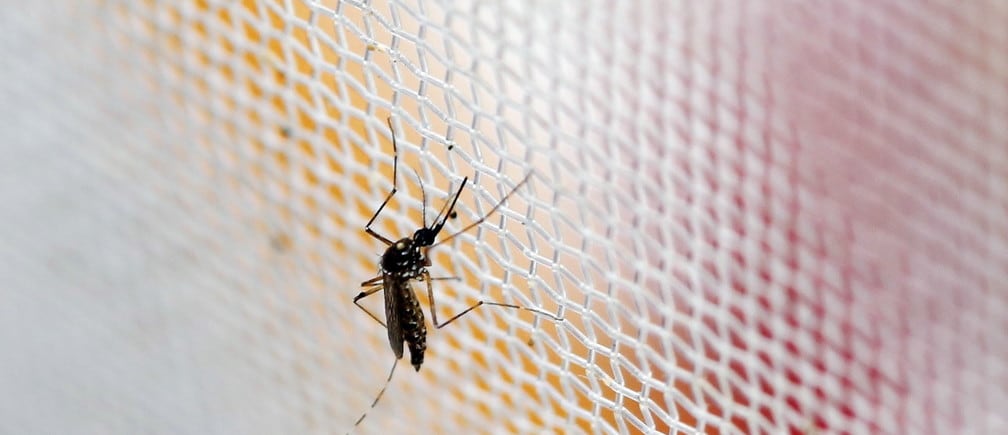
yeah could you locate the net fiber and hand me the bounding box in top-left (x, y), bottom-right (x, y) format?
top-left (1, 1), bottom-right (1006, 434)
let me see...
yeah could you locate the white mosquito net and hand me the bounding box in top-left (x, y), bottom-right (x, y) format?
top-left (1, 1), bottom-right (1006, 434)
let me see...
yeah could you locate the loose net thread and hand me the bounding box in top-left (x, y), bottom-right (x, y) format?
top-left (1, 1), bottom-right (1006, 434)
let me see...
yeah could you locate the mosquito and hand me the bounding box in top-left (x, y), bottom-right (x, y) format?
top-left (347, 117), bottom-right (562, 433)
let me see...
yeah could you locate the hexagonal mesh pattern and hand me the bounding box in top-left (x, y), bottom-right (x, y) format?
top-left (2, 1), bottom-right (1007, 434)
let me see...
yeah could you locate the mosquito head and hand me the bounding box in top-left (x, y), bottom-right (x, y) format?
top-left (415, 177), bottom-right (466, 248)
top-left (413, 227), bottom-right (438, 247)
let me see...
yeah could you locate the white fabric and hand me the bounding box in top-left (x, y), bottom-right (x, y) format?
top-left (1, 1), bottom-right (1006, 434)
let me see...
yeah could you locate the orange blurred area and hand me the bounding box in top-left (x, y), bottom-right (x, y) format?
top-left (184, 0), bottom-right (651, 433)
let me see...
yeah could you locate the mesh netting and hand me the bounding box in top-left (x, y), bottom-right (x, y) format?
top-left (2, 1), bottom-right (1007, 434)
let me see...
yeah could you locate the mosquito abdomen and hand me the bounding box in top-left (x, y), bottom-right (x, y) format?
top-left (398, 280), bottom-right (428, 371)
top-left (407, 328), bottom-right (426, 371)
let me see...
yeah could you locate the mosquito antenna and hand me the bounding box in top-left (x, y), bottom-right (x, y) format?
top-left (431, 172), bottom-right (531, 248)
top-left (408, 166), bottom-right (428, 228)
top-left (347, 358), bottom-right (399, 435)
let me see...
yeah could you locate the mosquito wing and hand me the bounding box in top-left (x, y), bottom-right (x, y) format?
top-left (383, 276), bottom-right (405, 359)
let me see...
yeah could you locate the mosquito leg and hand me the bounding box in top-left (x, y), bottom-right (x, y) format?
top-left (364, 117), bottom-right (400, 246)
top-left (346, 358), bottom-right (399, 435)
top-left (353, 284), bottom-right (387, 328)
top-left (434, 301), bottom-right (564, 328)
top-left (431, 172), bottom-right (532, 248)
top-left (422, 271), bottom-right (562, 329)
top-left (360, 275), bottom-right (383, 287)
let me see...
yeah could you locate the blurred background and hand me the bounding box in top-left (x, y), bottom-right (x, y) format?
top-left (1, 1), bottom-right (1006, 434)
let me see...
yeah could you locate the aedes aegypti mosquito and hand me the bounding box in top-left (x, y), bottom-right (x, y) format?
top-left (347, 118), bottom-right (562, 432)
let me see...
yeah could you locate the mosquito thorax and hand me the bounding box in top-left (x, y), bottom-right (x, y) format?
top-left (381, 237), bottom-right (424, 277)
